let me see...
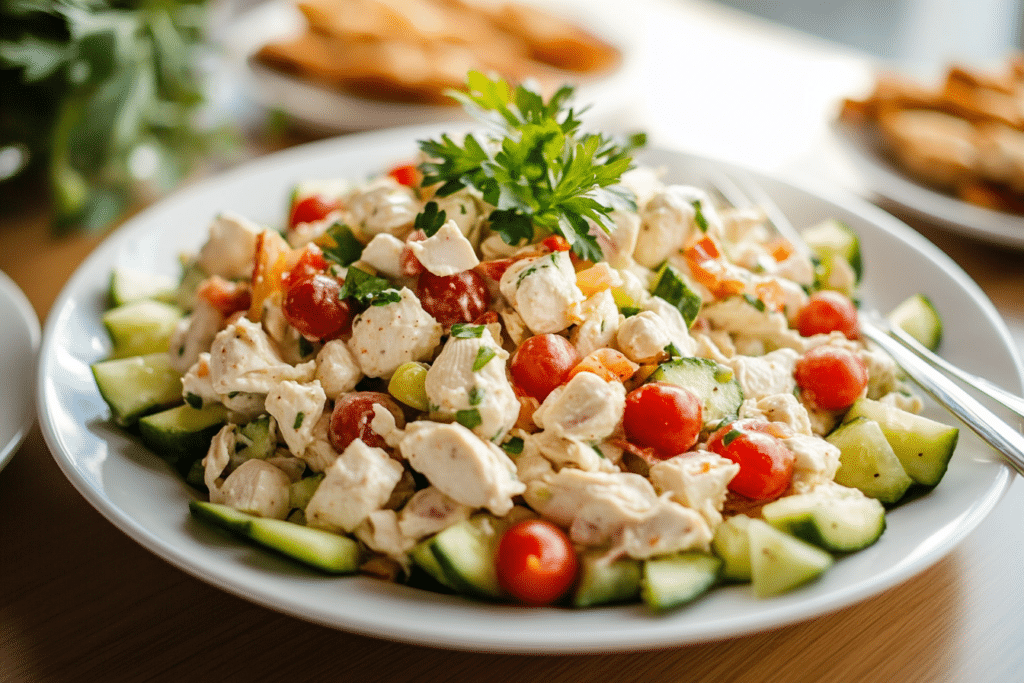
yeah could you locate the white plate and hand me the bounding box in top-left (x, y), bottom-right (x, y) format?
top-left (37, 125), bottom-right (1019, 653)
top-left (0, 270), bottom-right (40, 473)
top-left (219, 0), bottom-right (640, 134)
top-left (831, 118), bottom-right (1024, 250)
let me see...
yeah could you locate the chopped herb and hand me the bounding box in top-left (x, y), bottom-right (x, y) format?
top-left (414, 201), bottom-right (448, 237)
top-left (455, 408), bottom-right (482, 430)
top-left (339, 266), bottom-right (401, 306)
top-left (298, 336), bottom-right (315, 358)
top-left (742, 293), bottom-right (767, 312)
top-left (502, 436), bottom-right (525, 455)
top-left (184, 392), bottom-right (203, 409)
top-left (472, 346), bottom-right (497, 371)
top-left (722, 428), bottom-right (743, 447)
top-left (450, 323), bottom-right (485, 338)
top-left (664, 342), bottom-right (682, 359)
top-left (319, 222), bottom-right (364, 266)
top-left (592, 444), bottom-right (606, 459)
top-left (293, 412), bottom-right (305, 430)
top-left (691, 199), bottom-right (709, 233)
top-left (227, 391), bottom-right (239, 399)
top-left (418, 71), bottom-right (644, 261)
top-left (515, 254), bottom-right (556, 287)
top-left (468, 386), bottom-right (484, 405)
top-left (620, 306), bottom-right (642, 318)
top-left (651, 263), bottom-right (702, 327)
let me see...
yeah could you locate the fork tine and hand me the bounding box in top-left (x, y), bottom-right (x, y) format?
top-left (712, 171), bottom-right (811, 257)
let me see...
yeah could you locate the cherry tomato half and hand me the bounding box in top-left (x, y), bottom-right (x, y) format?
top-left (510, 334), bottom-right (581, 402)
top-left (797, 291), bottom-right (859, 340)
top-left (707, 419), bottom-right (795, 500)
top-left (623, 382), bottom-right (703, 459)
top-left (794, 344), bottom-right (868, 411)
top-left (328, 391), bottom-right (406, 453)
top-left (496, 519), bottom-right (578, 606)
top-left (289, 195), bottom-right (342, 228)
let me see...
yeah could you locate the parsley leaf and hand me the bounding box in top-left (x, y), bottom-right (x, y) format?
top-left (319, 222), bottom-right (364, 266)
top-left (418, 71), bottom-right (645, 261)
top-left (472, 346), bottom-right (497, 371)
top-left (450, 323), bottom-right (485, 338)
top-left (414, 201), bottom-right (448, 237)
top-left (339, 267), bottom-right (401, 306)
top-left (455, 408), bottom-right (482, 430)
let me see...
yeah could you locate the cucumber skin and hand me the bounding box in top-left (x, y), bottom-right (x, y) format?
top-left (91, 353), bottom-right (183, 426)
top-left (764, 506), bottom-right (885, 553)
top-left (189, 501), bottom-right (360, 575)
top-left (138, 404), bottom-right (228, 482)
top-left (571, 554), bottom-right (642, 608)
top-left (640, 552), bottom-right (721, 611)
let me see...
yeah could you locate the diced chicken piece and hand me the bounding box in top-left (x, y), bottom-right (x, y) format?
top-left (523, 468), bottom-right (712, 558)
top-left (347, 288), bottom-right (443, 378)
top-left (615, 311), bottom-right (673, 363)
top-left (407, 220), bottom-right (480, 276)
top-left (878, 389), bottom-right (924, 414)
top-left (355, 509), bottom-right (416, 563)
top-left (861, 346), bottom-right (902, 400)
top-left (723, 347), bottom-right (799, 401)
top-left (424, 326), bottom-right (519, 442)
top-left (510, 436), bottom-right (555, 482)
top-left (569, 289), bottom-right (619, 356)
top-left (432, 189), bottom-right (485, 238)
top-left (300, 413), bottom-right (341, 473)
top-left (525, 430), bottom-right (618, 473)
top-left (499, 252), bottom-right (584, 334)
top-left (168, 298), bottom-right (224, 374)
top-left (203, 425), bottom-right (292, 519)
top-left (649, 453), bottom-right (739, 527)
top-left (620, 165), bottom-right (663, 206)
top-left (346, 178), bottom-right (419, 240)
top-left (196, 211), bottom-right (262, 280)
top-left (396, 486), bottom-right (473, 539)
top-left (645, 296), bottom-right (698, 355)
top-left (700, 296), bottom-right (805, 351)
top-left (593, 209), bottom-right (640, 269)
top-left (315, 339), bottom-right (363, 399)
top-left (783, 433), bottom-right (841, 494)
top-left (533, 371), bottom-right (625, 442)
top-left (264, 380), bottom-right (326, 455)
top-left (740, 392), bottom-right (814, 436)
top-left (398, 421), bottom-right (526, 516)
top-left (181, 353), bottom-right (220, 409)
top-left (305, 439), bottom-right (405, 533)
top-left (359, 233), bottom-right (406, 280)
top-left (208, 317), bottom-right (316, 395)
top-left (635, 186), bottom-right (721, 268)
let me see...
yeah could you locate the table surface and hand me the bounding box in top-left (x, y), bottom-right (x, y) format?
top-left (2, 1), bottom-right (1023, 680)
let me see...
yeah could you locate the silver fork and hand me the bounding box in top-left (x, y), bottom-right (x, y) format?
top-left (709, 171), bottom-right (1024, 476)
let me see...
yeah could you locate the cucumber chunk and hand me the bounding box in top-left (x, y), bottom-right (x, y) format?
top-left (887, 294), bottom-right (942, 351)
top-left (429, 516), bottom-right (505, 600)
top-left (761, 485), bottom-right (886, 552)
top-left (748, 519), bottom-right (833, 598)
top-left (289, 474), bottom-right (324, 511)
top-left (640, 552), bottom-right (721, 610)
top-left (711, 514), bottom-right (753, 582)
top-left (828, 416), bottom-right (914, 504)
top-left (138, 403), bottom-right (228, 479)
top-left (410, 538), bottom-right (455, 590)
top-left (235, 414), bottom-right (277, 462)
top-left (108, 268), bottom-right (178, 307)
top-left (845, 398), bottom-right (958, 488)
top-left (801, 219), bottom-right (862, 293)
top-left (189, 501), bottom-right (361, 574)
top-left (651, 263), bottom-right (702, 328)
top-left (571, 551), bottom-right (642, 608)
top-left (102, 299), bottom-right (183, 358)
top-left (648, 356), bottom-right (744, 429)
top-left (91, 352), bottom-right (183, 426)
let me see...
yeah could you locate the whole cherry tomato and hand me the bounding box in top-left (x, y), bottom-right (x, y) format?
top-left (797, 291), bottom-right (859, 340)
top-left (707, 419), bottom-right (795, 500)
top-left (495, 519), bottom-right (578, 606)
top-left (282, 273), bottom-right (354, 341)
top-left (415, 270), bottom-right (490, 327)
top-left (623, 382), bottom-right (703, 459)
top-left (509, 334), bottom-right (581, 402)
top-left (794, 344), bottom-right (868, 411)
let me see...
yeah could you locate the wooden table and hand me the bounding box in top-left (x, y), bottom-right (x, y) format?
top-left (2, 1), bottom-right (1023, 680)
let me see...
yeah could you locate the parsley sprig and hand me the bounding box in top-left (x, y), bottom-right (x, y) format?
top-left (417, 71), bottom-right (645, 262)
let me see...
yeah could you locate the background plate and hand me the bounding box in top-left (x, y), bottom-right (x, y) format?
top-left (37, 125), bottom-right (1018, 653)
top-left (831, 118), bottom-right (1024, 250)
top-left (0, 269), bottom-right (40, 473)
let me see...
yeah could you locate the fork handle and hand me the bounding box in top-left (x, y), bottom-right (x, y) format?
top-left (861, 324), bottom-right (1024, 477)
